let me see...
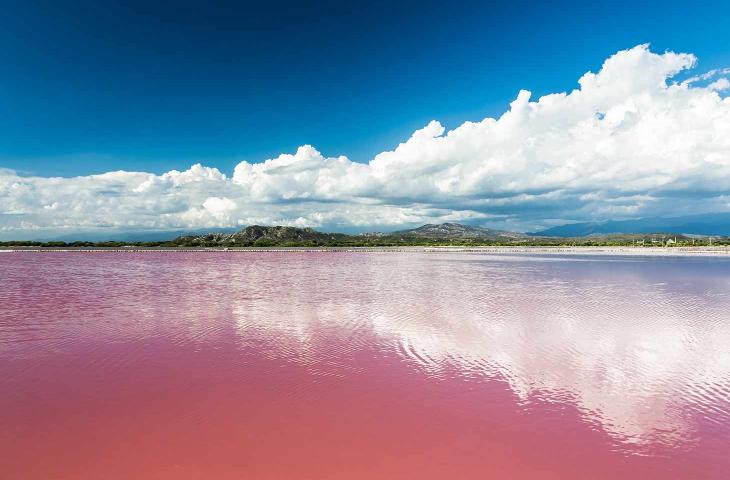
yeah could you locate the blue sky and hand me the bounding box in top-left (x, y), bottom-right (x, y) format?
top-left (2, 1), bottom-right (730, 238)
top-left (3, 0), bottom-right (729, 176)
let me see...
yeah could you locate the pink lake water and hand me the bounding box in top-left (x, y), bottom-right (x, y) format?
top-left (1, 251), bottom-right (730, 479)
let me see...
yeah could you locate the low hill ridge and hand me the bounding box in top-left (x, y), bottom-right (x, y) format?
top-left (176, 225), bottom-right (349, 246)
top-left (6, 222), bottom-right (727, 247)
top-left (395, 222), bottom-right (525, 239)
top-left (175, 222), bottom-right (525, 246)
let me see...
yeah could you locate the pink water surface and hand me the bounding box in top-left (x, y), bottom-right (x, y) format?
top-left (2, 251), bottom-right (730, 479)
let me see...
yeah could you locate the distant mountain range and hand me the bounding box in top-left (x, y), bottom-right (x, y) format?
top-left (5, 221), bottom-right (729, 247)
top-left (174, 223), bottom-right (524, 247)
top-left (531, 213), bottom-right (730, 237)
top-left (6, 212), bottom-right (730, 245)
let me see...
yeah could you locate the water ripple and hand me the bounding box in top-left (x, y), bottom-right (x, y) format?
top-left (2, 251), bottom-right (730, 475)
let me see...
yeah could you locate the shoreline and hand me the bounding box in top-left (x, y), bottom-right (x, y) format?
top-left (2, 246), bottom-right (730, 256)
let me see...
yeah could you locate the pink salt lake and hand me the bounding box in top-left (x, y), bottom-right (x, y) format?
top-left (1, 251), bottom-right (729, 479)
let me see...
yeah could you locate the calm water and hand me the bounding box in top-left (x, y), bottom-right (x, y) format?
top-left (1, 252), bottom-right (730, 479)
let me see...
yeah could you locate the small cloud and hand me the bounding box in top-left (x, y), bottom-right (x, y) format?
top-left (709, 78), bottom-right (730, 91)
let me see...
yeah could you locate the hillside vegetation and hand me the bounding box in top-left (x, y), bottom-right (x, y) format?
top-left (2, 223), bottom-right (729, 248)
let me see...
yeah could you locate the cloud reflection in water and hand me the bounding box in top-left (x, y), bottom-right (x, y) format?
top-left (232, 254), bottom-right (730, 448)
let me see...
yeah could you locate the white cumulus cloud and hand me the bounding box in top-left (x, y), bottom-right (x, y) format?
top-left (2, 44), bottom-right (730, 238)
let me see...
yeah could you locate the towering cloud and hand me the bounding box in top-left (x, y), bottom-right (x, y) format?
top-left (2, 45), bottom-right (730, 238)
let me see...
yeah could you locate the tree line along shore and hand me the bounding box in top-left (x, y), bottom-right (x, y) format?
top-left (2, 223), bottom-right (729, 249)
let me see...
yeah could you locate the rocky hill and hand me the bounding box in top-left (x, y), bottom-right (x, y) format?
top-left (172, 223), bottom-right (527, 247)
top-left (393, 222), bottom-right (525, 239)
top-left (174, 225), bottom-right (349, 246)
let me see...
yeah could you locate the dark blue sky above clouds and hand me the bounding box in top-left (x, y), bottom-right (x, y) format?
top-left (2, 0), bottom-right (729, 176)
